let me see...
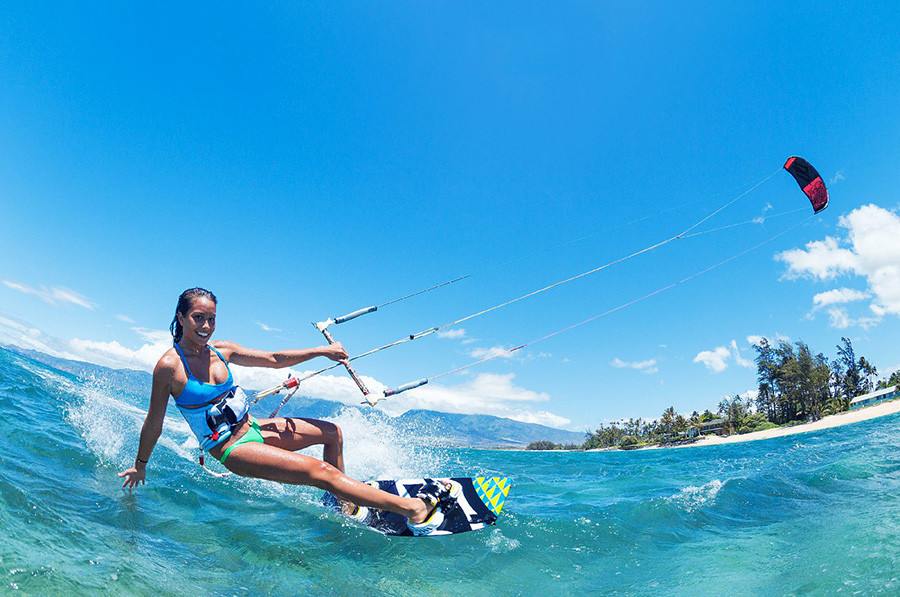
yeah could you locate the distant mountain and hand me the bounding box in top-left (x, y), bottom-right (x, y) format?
top-left (3, 345), bottom-right (152, 394)
top-left (394, 409), bottom-right (586, 448)
top-left (4, 345), bottom-right (586, 448)
top-left (275, 401), bottom-right (587, 448)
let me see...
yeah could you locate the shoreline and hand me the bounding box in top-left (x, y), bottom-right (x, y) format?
top-left (642, 397), bottom-right (900, 450)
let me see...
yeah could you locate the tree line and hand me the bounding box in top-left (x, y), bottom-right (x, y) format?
top-left (528, 337), bottom-right (899, 451)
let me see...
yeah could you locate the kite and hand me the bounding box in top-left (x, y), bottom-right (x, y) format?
top-left (784, 156), bottom-right (828, 213)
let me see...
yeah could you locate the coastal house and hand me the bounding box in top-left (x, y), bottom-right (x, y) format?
top-left (699, 418), bottom-right (725, 435)
top-left (850, 385), bottom-right (898, 410)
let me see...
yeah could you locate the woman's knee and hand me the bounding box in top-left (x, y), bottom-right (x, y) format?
top-left (322, 420), bottom-right (343, 448)
top-left (306, 459), bottom-right (345, 489)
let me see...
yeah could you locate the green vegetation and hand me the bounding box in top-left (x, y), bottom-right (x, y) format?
top-left (531, 336), bottom-right (898, 451)
top-left (877, 369), bottom-right (900, 390)
top-left (525, 440), bottom-right (581, 451)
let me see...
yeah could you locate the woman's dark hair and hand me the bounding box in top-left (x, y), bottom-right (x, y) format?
top-left (170, 288), bottom-right (217, 344)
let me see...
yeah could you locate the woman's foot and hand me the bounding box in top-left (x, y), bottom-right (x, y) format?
top-left (407, 479), bottom-right (461, 535)
top-left (339, 481), bottom-right (381, 520)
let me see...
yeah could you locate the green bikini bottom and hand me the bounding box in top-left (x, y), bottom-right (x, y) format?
top-left (218, 416), bottom-right (265, 463)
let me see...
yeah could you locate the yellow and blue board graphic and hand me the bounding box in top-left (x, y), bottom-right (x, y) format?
top-left (474, 477), bottom-right (510, 515)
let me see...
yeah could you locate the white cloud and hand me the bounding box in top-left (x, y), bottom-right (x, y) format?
top-left (3, 280), bottom-right (96, 309)
top-left (436, 328), bottom-right (466, 339)
top-left (826, 307), bottom-right (851, 329)
top-left (380, 372), bottom-right (569, 427)
top-left (730, 340), bottom-right (754, 368)
top-left (812, 288), bottom-right (870, 310)
top-left (694, 346), bottom-right (731, 372)
top-left (777, 237), bottom-right (858, 280)
top-left (0, 315), bottom-right (82, 360)
top-left (115, 314), bottom-right (135, 323)
top-left (467, 345), bottom-right (515, 360)
top-left (132, 327), bottom-right (171, 344)
top-left (747, 334), bottom-right (790, 347)
top-left (232, 366), bottom-right (571, 428)
top-left (503, 410), bottom-right (572, 428)
top-left (69, 328), bottom-right (172, 371)
top-left (693, 340), bottom-right (753, 373)
top-left (823, 306), bottom-right (880, 330)
top-left (739, 389), bottom-right (759, 403)
top-left (777, 204), bottom-right (900, 327)
top-left (830, 170), bottom-right (845, 184)
top-left (254, 320), bottom-right (281, 332)
top-left (611, 357), bottom-right (658, 374)
top-left (0, 315), bottom-right (173, 372)
top-left (747, 335), bottom-right (765, 347)
top-left (752, 204), bottom-right (774, 225)
top-left (230, 364), bottom-right (367, 405)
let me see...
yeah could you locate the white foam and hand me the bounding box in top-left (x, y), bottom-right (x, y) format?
top-left (297, 407), bottom-right (447, 481)
top-left (485, 528), bottom-right (521, 552)
top-left (65, 376), bottom-right (195, 465)
top-left (667, 479), bottom-right (724, 512)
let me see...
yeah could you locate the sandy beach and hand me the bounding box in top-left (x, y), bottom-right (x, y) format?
top-left (658, 398), bottom-right (900, 449)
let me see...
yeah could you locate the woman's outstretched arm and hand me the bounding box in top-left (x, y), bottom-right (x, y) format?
top-left (213, 340), bottom-right (348, 368)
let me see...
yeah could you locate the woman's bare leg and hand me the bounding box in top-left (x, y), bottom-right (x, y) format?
top-left (222, 440), bottom-right (430, 522)
top-left (255, 417), bottom-right (344, 472)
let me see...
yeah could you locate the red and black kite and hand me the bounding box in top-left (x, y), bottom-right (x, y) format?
top-left (784, 156), bottom-right (828, 214)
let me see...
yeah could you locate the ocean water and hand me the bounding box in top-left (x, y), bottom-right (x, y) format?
top-left (2, 346), bottom-right (900, 595)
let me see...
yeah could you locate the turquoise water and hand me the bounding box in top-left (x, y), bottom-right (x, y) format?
top-left (3, 345), bottom-right (900, 595)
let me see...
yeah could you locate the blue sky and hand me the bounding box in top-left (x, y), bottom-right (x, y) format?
top-left (2, 2), bottom-right (899, 431)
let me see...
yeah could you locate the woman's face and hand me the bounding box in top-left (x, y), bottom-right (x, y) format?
top-left (177, 297), bottom-right (217, 346)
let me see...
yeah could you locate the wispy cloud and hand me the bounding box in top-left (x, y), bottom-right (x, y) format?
top-left (830, 170), bottom-right (845, 184)
top-left (730, 340), bottom-right (753, 368)
top-left (747, 334), bottom-right (790, 347)
top-left (468, 345), bottom-right (515, 360)
top-left (253, 320), bottom-right (281, 332)
top-left (611, 357), bottom-right (658, 374)
top-left (466, 344), bottom-right (551, 362)
top-left (436, 328), bottom-right (466, 339)
top-left (822, 307), bottom-right (881, 330)
top-left (3, 280), bottom-right (96, 309)
top-left (0, 315), bottom-right (82, 360)
top-left (811, 288), bottom-right (870, 310)
top-left (115, 314), bottom-right (135, 324)
top-left (752, 203), bottom-right (774, 225)
top-left (810, 288), bottom-right (877, 329)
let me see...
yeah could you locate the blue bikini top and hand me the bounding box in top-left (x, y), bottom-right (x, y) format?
top-left (173, 344), bottom-right (234, 407)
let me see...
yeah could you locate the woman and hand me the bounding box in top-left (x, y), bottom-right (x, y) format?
top-left (118, 288), bottom-right (457, 534)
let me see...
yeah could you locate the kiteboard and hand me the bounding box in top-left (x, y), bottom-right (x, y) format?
top-left (323, 476), bottom-right (510, 537)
